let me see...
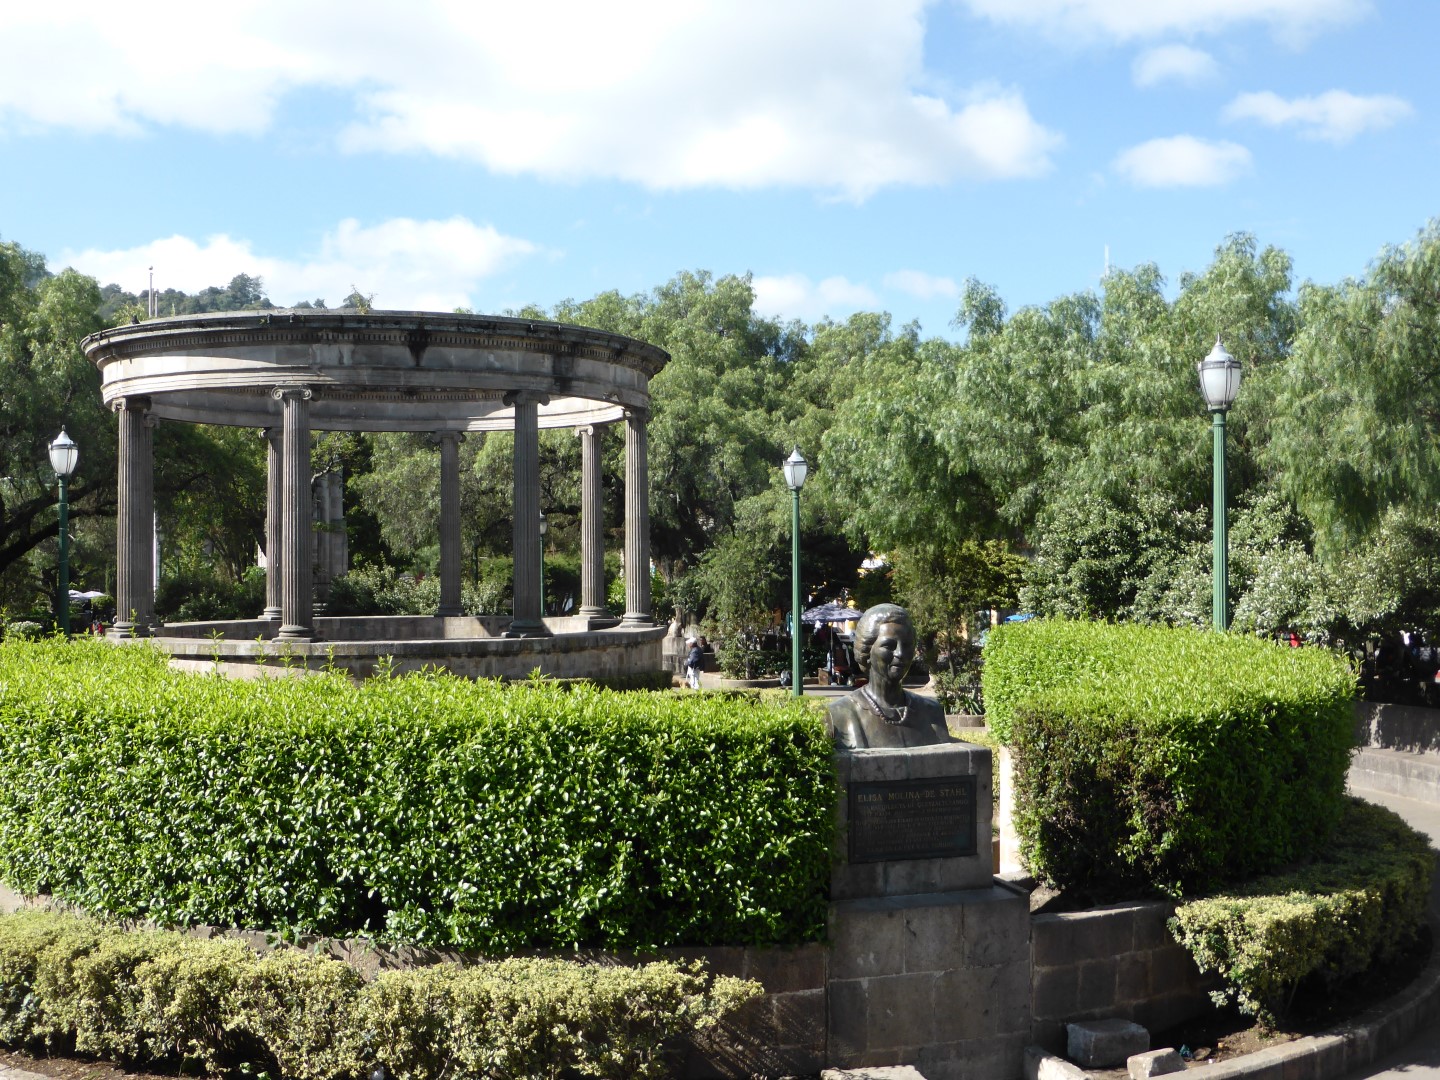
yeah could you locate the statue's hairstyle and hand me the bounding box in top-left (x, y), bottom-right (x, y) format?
top-left (852, 604), bottom-right (913, 675)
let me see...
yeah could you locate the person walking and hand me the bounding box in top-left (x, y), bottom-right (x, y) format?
top-left (685, 637), bottom-right (703, 690)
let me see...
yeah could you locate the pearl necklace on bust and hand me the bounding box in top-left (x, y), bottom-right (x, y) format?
top-left (861, 684), bottom-right (909, 726)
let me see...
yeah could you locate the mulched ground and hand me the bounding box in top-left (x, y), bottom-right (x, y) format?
top-left (0, 1049), bottom-right (161, 1080)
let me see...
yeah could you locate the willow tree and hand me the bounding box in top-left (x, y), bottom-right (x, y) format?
top-left (1267, 220), bottom-right (1440, 549)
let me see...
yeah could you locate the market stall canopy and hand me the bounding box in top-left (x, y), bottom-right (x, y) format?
top-left (803, 602), bottom-right (864, 624)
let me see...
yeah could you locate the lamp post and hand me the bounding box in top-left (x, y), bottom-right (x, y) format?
top-left (538, 510), bottom-right (548, 618)
top-left (782, 447), bottom-right (809, 697)
top-left (49, 428), bottom-right (79, 636)
top-left (1197, 337), bottom-right (1242, 631)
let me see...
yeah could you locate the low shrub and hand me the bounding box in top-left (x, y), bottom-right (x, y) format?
top-left (327, 562), bottom-right (512, 617)
top-left (366, 957), bottom-right (756, 1080)
top-left (931, 669), bottom-right (983, 715)
top-left (982, 619), bottom-right (1356, 898)
top-left (1171, 797), bottom-right (1435, 1026)
top-left (0, 638), bottom-right (832, 951)
top-left (156, 568), bottom-right (265, 623)
top-left (230, 948), bottom-right (367, 1080)
top-left (132, 935), bottom-right (267, 1076)
top-left (0, 910), bottom-right (760, 1080)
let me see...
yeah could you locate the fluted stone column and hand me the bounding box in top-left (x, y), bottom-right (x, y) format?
top-left (110, 397), bottom-right (156, 638)
top-left (274, 387), bottom-right (314, 641)
top-left (433, 431), bottom-right (465, 617)
top-left (621, 408), bottom-right (652, 627)
top-left (576, 424), bottom-right (606, 619)
top-left (261, 427), bottom-right (283, 620)
top-left (507, 392), bottom-right (548, 636)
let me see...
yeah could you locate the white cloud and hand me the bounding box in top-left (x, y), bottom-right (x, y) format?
top-left (60, 217), bottom-right (541, 311)
top-left (0, 0), bottom-right (1060, 200)
top-left (1223, 90), bottom-right (1412, 143)
top-left (752, 275), bottom-right (880, 322)
top-left (960, 0), bottom-right (1368, 45)
top-left (1112, 136), bottom-right (1252, 187)
top-left (883, 270), bottom-right (962, 300)
top-left (1132, 45), bottom-right (1219, 87)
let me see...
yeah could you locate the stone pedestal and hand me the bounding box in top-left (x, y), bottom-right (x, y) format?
top-left (828, 743), bottom-right (1030, 1080)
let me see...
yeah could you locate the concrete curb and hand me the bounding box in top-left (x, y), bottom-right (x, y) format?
top-left (1024, 914), bottom-right (1440, 1080)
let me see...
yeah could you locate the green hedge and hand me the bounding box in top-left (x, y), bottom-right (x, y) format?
top-left (0, 639), bottom-right (833, 950)
top-left (1171, 797), bottom-right (1435, 1026)
top-left (0, 908), bottom-right (758, 1080)
top-left (982, 619), bottom-right (1356, 897)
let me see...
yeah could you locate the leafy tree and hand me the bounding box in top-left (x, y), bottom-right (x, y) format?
top-left (1267, 220), bottom-right (1440, 548)
top-left (1330, 505), bottom-right (1440, 639)
top-left (821, 321), bottom-right (992, 552)
top-left (0, 245), bottom-right (114, 610)
top-left (1020, 489), bottom-right (1203, 622)
top-left (154, 424), bottom-right (266, 583)
top-left (1226, 491), bottom-right (1337, 641)
top-left (890, 539), bottom-right (1024, 662)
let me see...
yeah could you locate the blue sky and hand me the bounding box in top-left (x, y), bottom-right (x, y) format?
top-left (2, 0), bottom-right (1434, 339)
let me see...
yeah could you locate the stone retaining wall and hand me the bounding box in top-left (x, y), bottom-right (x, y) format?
top-left (1350, 746), bottom-right (1440, 802)
top-left (1350, 701), bottom-right (1440, 802)
top-left (1354, 700), bottom-right (1440, 757)
top-left (1, 884), bottom-right (1225, 1076)
top-left (1029, 901), bottom-right (1216, 1051)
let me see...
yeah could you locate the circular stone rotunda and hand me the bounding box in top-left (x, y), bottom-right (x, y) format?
top-left (82, 310), bottom-right (670, 681)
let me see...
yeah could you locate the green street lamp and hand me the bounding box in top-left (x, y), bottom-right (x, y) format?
top-left (49, 428), bottom-right (79, 636)
top-left (782, 446), bottom-right (809, 697)
top-left (1197, 337), bottom-right (1241, 631)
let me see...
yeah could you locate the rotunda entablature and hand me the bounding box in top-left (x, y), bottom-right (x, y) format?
top-left (83, 309), bottom-right (670, 432)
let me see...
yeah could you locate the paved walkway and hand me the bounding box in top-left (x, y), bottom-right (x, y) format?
top-left (1345, 772), bottom-right (1440, 1079)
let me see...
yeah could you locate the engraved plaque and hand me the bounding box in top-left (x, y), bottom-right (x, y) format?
top-left (847, 776), bottom-right (977, 863)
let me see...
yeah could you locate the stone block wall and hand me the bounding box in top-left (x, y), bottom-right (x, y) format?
top-left (1029, 901), bottom-right (1215, 1050)
top-left (674, 944), bottom-right (827, 1078)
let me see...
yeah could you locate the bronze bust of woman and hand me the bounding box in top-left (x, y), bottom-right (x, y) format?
top-left (826, 604), bottom-right (953, 750)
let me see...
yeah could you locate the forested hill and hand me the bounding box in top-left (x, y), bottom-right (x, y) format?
top-left (95, 273), bottom-right (363, 323)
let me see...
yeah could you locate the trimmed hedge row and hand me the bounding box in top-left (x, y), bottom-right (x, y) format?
top-left (1171, 797), bottom-right (1435, 1026)
top-left (0, 908), bottom-right (757, 1080)
top-left (982, 619), bottom-right (1357, 897)
top-left (0, 639), bottom-right (834, 950)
